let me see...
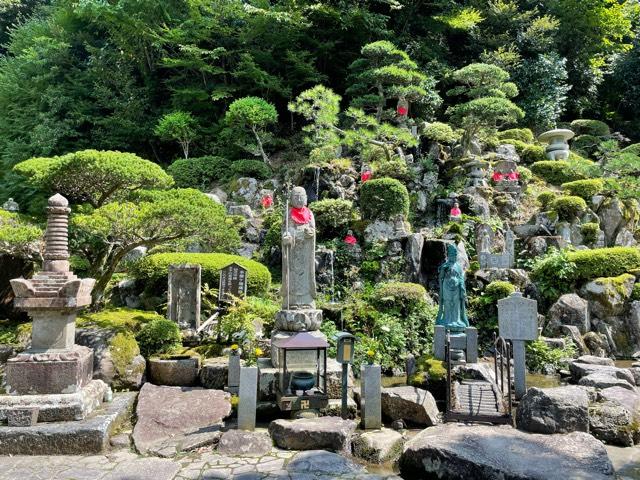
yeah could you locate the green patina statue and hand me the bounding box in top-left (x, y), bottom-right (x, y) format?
top-left (436, 243), bottom-right (468, 332)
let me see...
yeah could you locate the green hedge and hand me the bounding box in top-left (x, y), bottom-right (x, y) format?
top-left (132, 253), bottom-right (271, 295)
top-left (230, 159), bottom-right (272, 180)
top-left (561, 179), bottom-right (604, 200)
top-left (310, 199), bottom-right (356, 238)
top-left (567, 247), bottom-right (640, 282)
top-left (531, 156), bottom-right (598, 184)
top-left (375, 282), bottom-right (428, 310)
top-left (360, 177), bottom-right (410, 221)
top-left (497, 128), bottom-right (534, 143)
top-left (552, 196), bottom-right (587, 221)
top-left (167, 156), bottom-right (226, 189)
top-left (570, 119), bottom-right (610, 137)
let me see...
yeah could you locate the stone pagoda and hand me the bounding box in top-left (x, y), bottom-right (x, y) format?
top-left (0, 194), bottom-right (108, 425)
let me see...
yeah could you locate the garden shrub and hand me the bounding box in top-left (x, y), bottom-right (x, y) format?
top-left (497, 128), bottom-right (534, 143)
top-left (570, 119), bottom-right (610, 137)
top-left (423, 122), bottom-right (459, 144)
top-left (167, 156), bottom-right (226, 189)
top-left (501, 139), bottom-right (546, 163)
top-left (567, 247), bottom-right (640, 282)
top-left (409, 355), bottom-right (447, 386)
top-left (135, 318), bottom-right (182, 357)
top-left (108, 332), bottom-right (140, 377)
top-left (572, 134), bottom-right (600, 157)
top-left (310, 199), bottom-right (356, 238)
top-left (526, 338), bottom-right (577, 373)
top-left (530, 249), bottom-right (577, 304)
top-left (561, 179), bottom-right (604, 200)
top-left (375, 282), bottom-right (429, 312)
top-left (133, 253), bottom-right (271, 295)
top-left (230, 159), bottom-right (272, 180)
top-left (551, 195), bottom-right (587, 220)
top-left (372, 157), bottom-right (412, 181)
top-left (622, 143), bottom-right (640, 156)
top-left (218, 296), bottom-right (279, 345)
top-left (537, 191), bottom-right (557, 210)
top-left (0, 210), bottom-right (42, 252)
top-left (470, 281), bottom-right (515, 335)
top-left (580, 223), bottom-right (600, 244)
top-left (360, 177), bottom-right (410, 221)
top-left (77, 308), bottom-right (164, 333)
top-left (517, 166), bottom-right (533, 183)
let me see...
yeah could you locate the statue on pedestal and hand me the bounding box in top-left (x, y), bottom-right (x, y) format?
top-left (436, 243), bottom-right (468, 332)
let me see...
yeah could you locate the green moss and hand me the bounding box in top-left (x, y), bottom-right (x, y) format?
top-left (77, 308), bottom-right (164, 334)
top-left (485, 281), bottom-right (516, 298)
top-left (360, 177), bottom-right (410, 221)
top-left (132, 253), bottom-right (271, 295)
top-left (410, 356), bottom-right (447, 385)
top-left (561, 179), bottom-right (604, 200)
top-left (594, 273), bottom-right (636, 298)
top-left (497, 128), bottom-right (534, 143)
top-left (531, 156), bottom-right (599, 185)
top-left (423, 122), bottom-right (460, 144)
top-left (500, 139), bottom-right (546, 164)
top-left (108, 332), bottom-right (140, 377)
top-left (581, 222), bottom-right (600, 244)
top-left (551, 195), bottom-right (587, 221)
top-left (537, 191), bottom-right (557, 210)
top-left (631, 283), bottom-right (640, 301)
top-left (0, 320), bottom-right (31, 346)
top-left (567, 247), bottom-right (640, 282)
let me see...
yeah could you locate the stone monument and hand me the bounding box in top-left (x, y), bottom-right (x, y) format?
top-left (479, 227), bottom-right (515, 269)
top-left (538, 129), bottom-right (574, 160)
top-left (0, 194), bottom-right (108, 424)
top-left (433, 244), bottom-right (477, 363)
top-left (498, 292), bottom-right (538, 399)
top-left (167, 264), bottom-right (201, 331)
top-left (271, 187), bottom-right (325, 367)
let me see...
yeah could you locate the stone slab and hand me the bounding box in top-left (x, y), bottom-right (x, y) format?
top-left (361, 364), bottom-right (381, 430)
top-left (269, 416), bottom-right (357, 453)
top-left (217, 430), bottom-right (272, 456)
top-left (6, 407), bottom-right (38, 427)
top-left (0, 379), bottom-right (109, 423)
top-left (238, 366), bottom-right (258, 431)
top-left (0, 392), bottom-right (135, 455)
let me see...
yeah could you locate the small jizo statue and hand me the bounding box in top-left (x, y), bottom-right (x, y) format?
top-left (281, 187), bottom-right (317, 310)
top-left (449, 201), bottom-right (462, 222)
top-left (436, 243), bottom-right (469, 332)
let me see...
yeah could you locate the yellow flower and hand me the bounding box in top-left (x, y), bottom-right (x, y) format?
top-left (366, 349), bottom-right (375, 357)
top-left (230, 344), bottom-right (239, 351)
top-left (255, 347), bottom-right (264, 356)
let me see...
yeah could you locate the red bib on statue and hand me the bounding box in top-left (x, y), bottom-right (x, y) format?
top-left (290, 207), bottom-right (311, 224)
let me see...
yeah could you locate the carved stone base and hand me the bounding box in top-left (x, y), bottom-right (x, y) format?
top-left (274, 309), bottom-right (322, 332)
top-left (270, 330), bottom-right (327, 368)
top-left (5, 345), bottom-right (93, 395)
top-left (0, 379), bottom-right (109, 423)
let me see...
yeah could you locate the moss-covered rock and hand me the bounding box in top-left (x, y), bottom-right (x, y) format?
top-left (132, 252), bottom-right (271, 295)
top-left (537, 191), bottom-right (557, 210)
top-left (77, 307), bottom-right (164, 334)
top-left (567, 248), bottom-right (640, 282)
top-left (360, 178), bottom-right (410, 221)
top-left (582, 273), bottom-right (636, 318)
top-left (580, 223), bottom-right (600, 245)
top-left (561, 179), bottom-right (604, 200)
top-left (552, 196), bottom-right (588, 221)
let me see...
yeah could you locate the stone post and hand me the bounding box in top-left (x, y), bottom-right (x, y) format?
top-left (167, 264), bottom-right (201, 331)
top-left (227, 352), bottom-right (241, 394)
top-left (361, 364), bottom-right (381, 430)
top-left (433, 325), bottom-right (446, 361)
top-left (512, 340), bottom-right (526, 399)
top-left (465, 327), bottom-right (478, 363)
top-left (238, 366), bottom-right (258, 431)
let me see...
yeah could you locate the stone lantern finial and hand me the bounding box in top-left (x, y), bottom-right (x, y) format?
top-left (44, 193), bottom-right (71, 273)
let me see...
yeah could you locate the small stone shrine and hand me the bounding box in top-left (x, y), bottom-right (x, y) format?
top-left (0, 194), bottom-right (108, 424)
top-left (538, 129), bottom-right (574, 160)
top-left (498, 292), bottom-right (538, 399)
top-left (479, 226), bottom-right (515, 270)
top-left (167, 263), bottom-right (201, 331)
top-left (433, 244), bottom-right (478, 363)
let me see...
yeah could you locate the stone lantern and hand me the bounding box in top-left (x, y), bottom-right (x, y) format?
top-left (2, 197), bottom-right (19, 212)
top-left (538, 129), bottom-right (575, 160)
top-left (463, 157), bottom-right (488, 188)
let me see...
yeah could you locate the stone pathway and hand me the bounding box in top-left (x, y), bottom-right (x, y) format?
top-left (0, 449), bottom-right (401, 480)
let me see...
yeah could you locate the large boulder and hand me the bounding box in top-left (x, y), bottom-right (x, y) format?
top-left (352, 429), bottom-right (404, 464)
top-left (569, 360), bottom-right (635, 385)
top-left (547, 294), bottom-right (590, 334)
top-left (268, 416), bottom-right (356, 453)
top-left (198, 357), bottom-right (228, 390)
top-left (132, 383), bottom-right (231, 455)
top-left (579, 372), bottom-right (635, 391)
top-left (582, 274), bottom-right (635, 319)
top-left (600, 386), bottom-right (640, 420)
top-left (399, 424), bottom-right (614, 480)
top-left (516, 386), bottom-right (589, 434)
top-left (381, 386), bottom-right (440, 427)
top-left (75, 328), bottom-right (145, 390)
top-left (589, 401), bottom-right (637, 447)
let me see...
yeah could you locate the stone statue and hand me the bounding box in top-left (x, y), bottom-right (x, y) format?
top-left (478, 227), bottom-right (492, 254)
top-left (281, 187), bottom-right (317, 309)
top-left (436, 243), bottom-right (468, 332)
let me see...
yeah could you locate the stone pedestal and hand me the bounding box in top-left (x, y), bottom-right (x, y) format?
top-left (5, 345), bottom-right (93, 395)
top-left (274, 309), bottom-right (322, 332)
top-left (433, 326), bottom-right (478, 363)
top-left (270, 330), bottom-right (328, 368)
top-left (361, 364), bottom-right (382, 430)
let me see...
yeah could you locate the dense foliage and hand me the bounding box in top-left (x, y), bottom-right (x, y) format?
top-left (360, 178), bottom-right (410, 221)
